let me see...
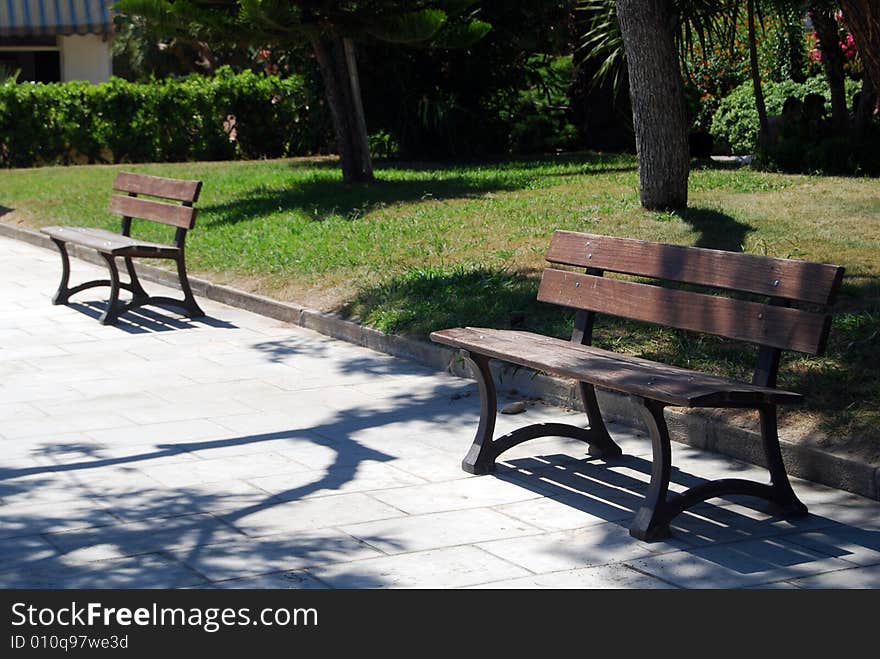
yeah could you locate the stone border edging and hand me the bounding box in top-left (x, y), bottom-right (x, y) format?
top-left (2, 220), bottom-right (876, 501)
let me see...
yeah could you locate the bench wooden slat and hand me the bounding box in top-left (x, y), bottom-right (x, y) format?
top-left (113, 172), bottom-right (202, 204)
top-left (430, 327), bottom-right (803, 407)
top-left (109, 194), bottom-right (197, 230)
top-left (546, 230), bottom-right (844, 306)
top-left (40, 226), bottom-right (182, 257)
top-left (537, 268), bottom-right (832, 355)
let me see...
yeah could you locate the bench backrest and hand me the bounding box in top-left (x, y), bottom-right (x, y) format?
top-left (110, 172), bottom-right (202, 232)
top-left (538, 231), bottom-right (844, 360)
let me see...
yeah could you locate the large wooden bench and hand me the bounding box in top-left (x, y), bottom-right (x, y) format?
top-left (431, 230), bottom-right (845, 541)
top-left (41, 172), bottom-right (205, 325)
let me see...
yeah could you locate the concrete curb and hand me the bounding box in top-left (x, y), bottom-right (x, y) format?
top-left (3, 220), bottom-right (877, 501)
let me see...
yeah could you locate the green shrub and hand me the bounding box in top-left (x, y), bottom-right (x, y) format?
top-left (0, 67), bottom-right (315, 168)
top-left (711, 75), bottom-right (860, 155)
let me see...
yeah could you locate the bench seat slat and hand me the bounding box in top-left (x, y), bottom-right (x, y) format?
top-left (538, 268), bottom-right (832, 355)
top-left (430, 327), bottom-right (803, 408)
top-left (40, 226), bottom-right (181, 258)
top-left (546, 230), bottom-right (844, 306)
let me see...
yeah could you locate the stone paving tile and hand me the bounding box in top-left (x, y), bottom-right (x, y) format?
top-left (93, 479), bottom-right (273, 522)
top-left (626, 537), bottom-right (859, 588)
top-left (53, 464), bottom-right (170, 497)
top-left (218, 492), bottom-right (406, 537)
top-left (0, 535), bottom-right (60, 572)
top-left (744, 580), bottom-right (803, 589)
top-left (169, 529), bottom-right (382, 582)
top-left (385, 448), bottom-right (480, 483)
top-left (666, 503), bottom-right (837, 547)
top-left (494, 492), bottom-right (634, 532)
top-left (151, 380), bottom-right (287, 406)
top-left (84, 419), bottom-right (234, 451)
top-left (42, 513), bottom-right (246, 563)
top-left (0, 380), bottom-right (105, 404)
top-left (0, 401), bottom-right (48, 420)
top-left (139, 452), bottom-right (312, 488)
top-left (787, 563), bottom-right (880, 588)
top-left (796, 499), bottom-right (880, 531)
top-left (1, 410), bottom-right (134, 439)
top-left (781, 526), bottom-right (880, 567)
top-left (271, 437), bottom-right (422, 471)
top-left (368, 474), bottom-right (551, 515)
top-left (120, 398), bottom-right (259, 425)
top-left (211, 571), bottom-right (329, 589)
top-left (0, 553), bottom-right (206, 589)
top-left (249, 462), bottom-right (429, 500)
top-left (477, 521), bottom-right (675, 574)
top-left (340, 508), bottom-right (542, 555)
top-left (308, 545), bottom-right (532, 589)
top-left (0, 469), bottom-right (112, 505)
top-left (468, 563), bottom-right (678, 589)
top-left (0, 496), bottom-right (120, 540)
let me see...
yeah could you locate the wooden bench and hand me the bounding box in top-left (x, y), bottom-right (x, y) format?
top-left (41, 172), bottom-right (205, 325)
top-left (430, 230), bottom-right (845, 541)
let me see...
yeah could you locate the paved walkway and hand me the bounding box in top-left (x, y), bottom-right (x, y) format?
top-left (2, 235), bottom-right (879, 589)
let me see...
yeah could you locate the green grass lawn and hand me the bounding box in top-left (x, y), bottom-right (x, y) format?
top-left (2, 153), bottom-right (878, 456)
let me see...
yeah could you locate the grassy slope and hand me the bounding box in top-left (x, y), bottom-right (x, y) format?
top-left (1, 154), bottom-right (877, 455)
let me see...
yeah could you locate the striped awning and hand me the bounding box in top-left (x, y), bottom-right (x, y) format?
top-left (0, 1), bottom-right (114, 38)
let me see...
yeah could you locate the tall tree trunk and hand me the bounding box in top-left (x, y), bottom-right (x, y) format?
top-left (748, 0), bottom-right (769, 146)
top-left (854, 75), bottom-right (876, 138)
top-left (311, 35), bottom-right (374, 184)
top-left (841, 0), bottom-right (880, 96)
top-left (841, 0), bottom-right (880, 137)
top-left (811, 7), bottom-right (850, 137)
top-left (616, 0), bottom-right (689, 210)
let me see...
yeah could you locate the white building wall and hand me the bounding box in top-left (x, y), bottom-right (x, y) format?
top-left (59, 34), bottom-right (111, 83)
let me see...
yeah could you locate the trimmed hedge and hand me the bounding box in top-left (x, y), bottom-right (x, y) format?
top-left (0, 67), bottom-right (316, 168)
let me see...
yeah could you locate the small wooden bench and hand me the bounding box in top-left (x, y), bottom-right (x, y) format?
top-left (431, 230), bottom-right (845, 541)
top-left (41, 172), bottom-right (205, 325)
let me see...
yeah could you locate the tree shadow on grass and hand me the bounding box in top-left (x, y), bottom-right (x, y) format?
top-left (338, 265), bottom-right (563, 339)
top-left (679, 206), bottom-right (754, 252)
top-left (199, 173), bottom-right (522, 227)
top-left (200, 152), bottom-right (637, 227)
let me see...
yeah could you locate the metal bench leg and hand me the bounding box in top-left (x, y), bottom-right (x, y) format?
top-left (50, 239), bottom-right (72, 305)
top-left (629, 399), bottom-right (673, 541)
top-left (760, 404), bottom-right (808, 516)
top-left (461, 351), bottom-right (499, 475)
top-left (123, 257), bottom-right (149, 302)
top-left (175, 254), bottom-right (204, 318)
top-left (98, 253), bottom-right (122, 325)
top-left (460, 351), bottom-right (623, 475)
top-left (578, 382), bottom-right (622, 458)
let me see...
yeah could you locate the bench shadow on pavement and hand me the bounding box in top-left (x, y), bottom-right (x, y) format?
top-left (67, 300), bottom-right (237, 333)
top-left (495, 451), bottom-right (880, 571)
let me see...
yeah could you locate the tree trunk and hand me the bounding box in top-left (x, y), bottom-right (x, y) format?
top-left (615, 0), bottom-right (689, 210)
top-left (854, 74), bottom-right (876, 138)
top-left (748, 0), bottom-right (769, 145)
top-left (311, 35), bottom-right (374, 184)
top-left (841, 0), bottom-right (880, 97)
top-left (811, 7), bottom-right (850, 137)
